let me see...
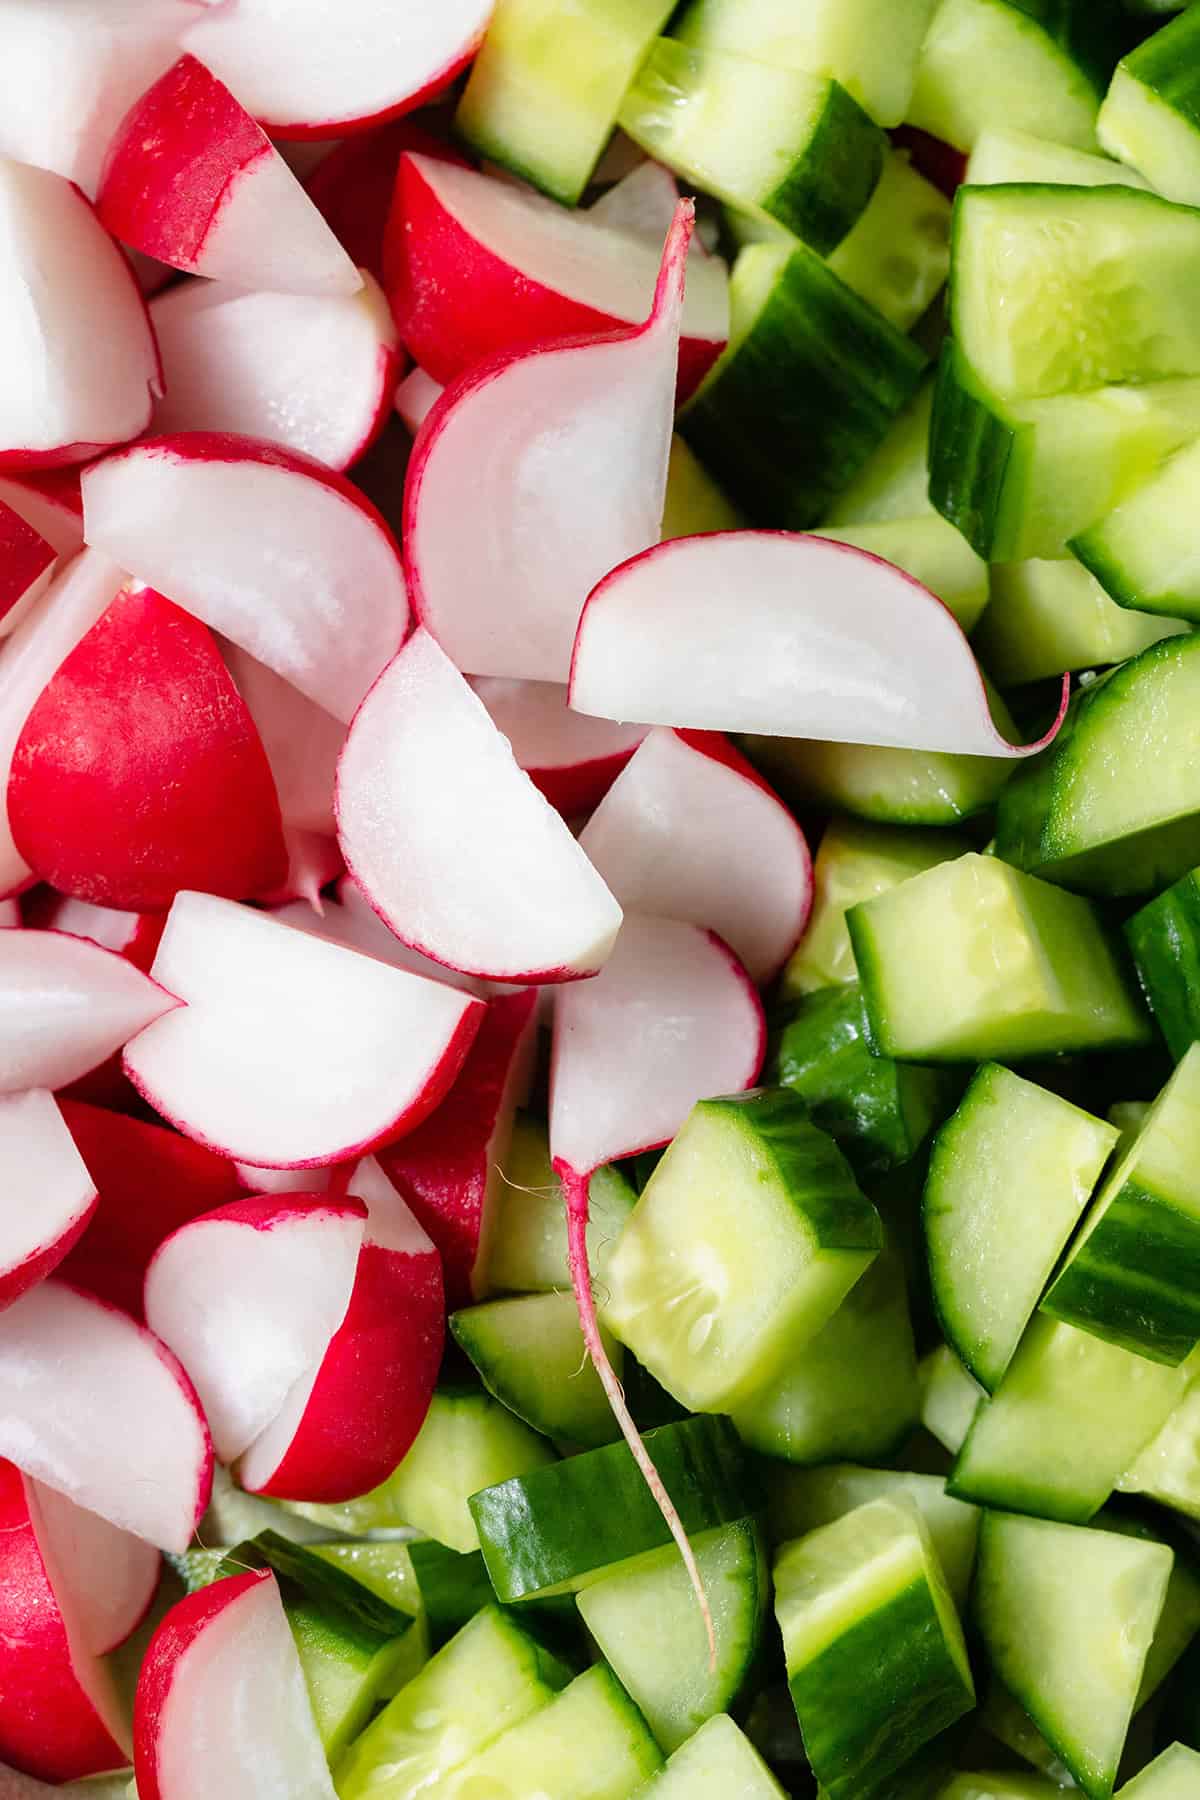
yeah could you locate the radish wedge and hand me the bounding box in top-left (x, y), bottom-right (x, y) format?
top-left (123, 891), bottom-right (485, 1166)
top-left (472, 677), bottom-right (648, 818)
top-left (0, 502), bottom-right (54, 638)
top-left (81, 435), bottom-right (410, 723)
top-left (570, 533), bottom-right (1068, 754)
top-left (395, 366), bottom-right (445, 436)
top-left (274, 875), bottom-right (487, 994)
top-left (589, 162), bottom-right (684, 239)
top-left (0, 1091), bottom-right (97, 1311)
top-left (306, 120), bottom-right (464, 286)
top-left (0, 929), bottom-right (176, 1096)
top-left (221, 645), bottom-right (344, 838)
top-left (150, 275), bottom-right (399, 471)
top-left (22, 894), bottom-right (165, 972)
top-left (134, 1570), bottom-right (336, 1800)
top-left (97, 57), bottom-right (360, 297)
top-left (30, 1479), bottom-right (160, 1656)
top-left (387, 153), bottom-right (729, 400)
top-left (144, 1195), bottom-right (367, 1463)
top-left (405, 203), bottom-right (689, 685)
top-left (580, 729), bottom-right (812, 984)
top-left (0, 1280), bottom-right (213, 1552)
top-left (336, 628), bottom-right (623, 983)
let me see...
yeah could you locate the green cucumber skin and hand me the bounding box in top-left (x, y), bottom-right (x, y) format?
top-left (1067, 528), bottom-right (1150, 618)
top-left (1041, 1180), bottom-right (1200, 1365)
top-left (765, 83), bottom-right (885, 252)
top-left (1121, 7), bottom-right (1200, 126)
top-left (407, 1540), bottom-right (497, 1646)
top-left (929, 340), bottom-right (1018, 561)
top-left (1003, 0), bottom-right (1125, 96)
top-left (450, 1292), bottom-right (621, 1449)
top-left (1126, 872), bottom-right (1200, 1060)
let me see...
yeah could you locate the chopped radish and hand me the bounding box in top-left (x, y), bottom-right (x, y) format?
top-left (182, 0), bottom-right (492, 139)
top-left (378, 988), bottom-right (537, 1307)
top-left (405, 204), bottom-right (688, 685)
top-left (0, 929), bottom-right (176, 1096)
top-left (145, 1195), bottom-right (367, 1463)
top-left (0, 1090), bottom-right (97, 1311)
top-left (386, 154), bottom-right (729, 399)
top-left (233, 1163), bottom-right (334, 1196)
top-left (0, 467), bottom-right (85, 559)
top-left (0, 158), bottom-right (160, 467)
top-left (0, 1462), bottom-right (131, 1783)
top-left (81, 435), bottom-right (410, 722)
top-left (0, 1280), bottom-right (213, 1552)
top-left (336, 629), bottom-right (623, 982)
top-left (30, 1479), bottom-right (160, 1656)
top-left (257, 828), bottom-right (343, 911)
top-left (306, 118), bottom-right (464, 285)
top-left (569, 532), bottom-right (1068, 755)
top-left (589, 161), bottom-right (694, 244)
top-left (472, 677), bottom-right (648, 818)
top-left (0, 901), bottom-right (18, 928)
top-left (150, 274), bottom-right (399, 470)
top-left (274, 875), bottom-right (487, 993)
top-left (0, 502), bottom-right (55, 639)
top-left (395, 366), bottom-right (444, 436)
top-left (123, 891), bottom-right (485, 1166)
top-left (221, 645), bottom-right (344, 838)
top-left (9, 586), bottom-right (288, 911)
top-left (97, 57), bottom-right (361, 297)
top-left (24, 893), bottom-right (166, 973)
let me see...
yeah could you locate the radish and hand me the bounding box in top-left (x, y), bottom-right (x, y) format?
top-left (0, 503), bottom-right (55, 639)
top-left (221, 645), bottom-right (345, 838)
top-left (150, 274), bottom-right (400, 470)
top-left (404, 203), bottom-right (689, 685)
top-left (378, 988), bottom-right (537, 1307)
top-left (23, 893), bottom-right (166, 973)
top-left (181, 0), bottom-right (492, 139)
top-left (305, 118), bottom-right (464, 285)
top-left (81, 435), bottom-right (410, 722)
top-left (0, 901), bottom-right (17, 928)
top-left (336, 629), bottom-right (623, 982)
top-left (0, 1091), bottom-right (97, 1312)
top-left (472, 677), bottom-right (649, 818)
top-left (144, 1194), bottom-right (367, 1463)
top-left (0, 1462), bottom-right (131, 1783)
top-left (580, 729), bottom-right (813, 984)
top-left (122, 891), bottom-right (485, 1166)
top-left (9, 586), bottom-right (288, 911)
top-left (589, 161), bottom-right (688, 240)
top-left (233, 1163), bottom-right (334, 1196)
top-left (0, 1280), bottom-right (213, 1552)
top-left (239, 1158), bottom-right (444, 1501)
top-left (0, 158), bottom-right (160, 467)
top-left (569, 532), bottom-right (1069, 755)
top-left (395, 366), bottom-right (445, 437)
top-left (30, 1479), bottom-right (160, 1656)
top-left (386, 154), bottom-right (729, 399)
top-left (0, 467), bottom-right (85, 559)
top-left (257, 828), bottom-right (343, 912)
top-left (97, 57), bottom-right (361, 298)
top-left (0, 929), bottom-right (177, 1096)
top-left (273, 875), bottom-right (487, 994)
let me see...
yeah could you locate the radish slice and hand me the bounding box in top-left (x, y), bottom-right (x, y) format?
top-left (580, 729), bottom-right (812, 984)
top-left (233, 1163), bottom-right (334, 1195)
top-left (0, 503), bottom-right (54, 638)
top-left (29, 1480), bottom-right (160, 1656)
top-left (589, 162), bottom-right (687, 241)
top-left (221, 645), bottom-right (344, 838)
top-left (472, 677), bottom-right (648, 819)
top-left (0, 1280), bottom-right (213, 1552)
top-left (395, 366), bottom-right (444, 436)
top-left (22, 893), bottom-right (165, 972)
top-left (150, 275), bottom-right (399, 470)
top-left (0, 930), bottom-right (177, 1096)
top-left (257, 827), bottom-right (343, 911)
top-left (387, 154), bottom-right (729, 400)
top-left (306, 119), bottom-right (465, 285)
top-left (405, 204), bottom-right (689, 685)
top-left (144, 1195), bottom-right (367, 1463)
top-left (0, 159), bottom-right (159, 467)
top-left (10, 586), bottom-right (288, 912)
top-left (97, 58), bottom-right (361, 298)
top-left (0, 1463), bottom-right (131, 1784)
top-left (81, 435), bottom-right (410, 723)
top-left (336, 629), bottom-right (624, 983)
top-left (0, 1091), bottom-right (97, 1312)
top-left (570, 532), bottom-right (1069, 755)
top-left (182, 0), bottom-right (492, 139)
top-left (274, 875), bottom-right (487, 995)
top-left (0, 468), bottom-right (85, 559)
top-left (123, 891), bottom-right (485, 1166)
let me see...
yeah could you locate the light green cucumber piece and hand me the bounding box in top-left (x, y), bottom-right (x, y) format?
top-left (1098, 9), bottom-right (1200, 208)
top-left (577, 1520), bottom-right (767, 1751)
top-left (939, 1777), bottom-right (1071, 1800)
top-left (1120, 1357), bottom-right (1200, 1519)
top-left (924, 1064), bottom-right (1118, 1389)
top-left (740, 728), bottom-right (1016, 829)
top-left (1126, 868), bottom-right (1200, 1061)
top-left (661, 435), bottom-right (744, 539)
top-left (486, 1113), bottom-right (636, 1294)
top-left (825, 149), bottom-right (952, 331)
top-left (632, 1712), bottom-right (788, 1797)
top-left (288, 1601), bottom-right (423, 1765)
top-left (202, 1460), bottom-right (330, 1547)
top-left (920, 1345), bottom-right (986, 1454)
top-left (1118, 1745), bottom-right (1200, 1798)
top-left (975, 558), bottom-right (1186, 685)
top-left (825, 379), bottom-right (936, 526)
top-left (1110, 1101), bottom-right (1153, 1144)
top-left (309, 1542), bottom-right (422, 1619)
top-left (980, 1682), bottom-right (1076, 1785)
top-left (450, 1291), bottom-right (621, 1448)
top-left (814, 515), bottom-right (988, 632)
top-left (1073, 434), bottom-right (1200, 620)
top-left (966, 125), bottom-right (1152, 187)
top-left (604, 1090), bottom-right (882, 1413)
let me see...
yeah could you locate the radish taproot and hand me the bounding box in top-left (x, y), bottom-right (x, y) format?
top-left (0, 1090), bottom-right (97, 1312)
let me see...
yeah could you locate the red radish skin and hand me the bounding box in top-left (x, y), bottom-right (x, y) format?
top-left (0, 1090), bottom-right (98, 1313)
top-left (0, 466), bottom-right (85, 558)
top-left (30, 1478), bottom-right (161, 1656)
top-left (471, 678), bottom-right (648, 818)
top-left (0, 929), bottom-right (178, 1096)
top-left (306, 117), bottom-right (464, 283)
top-left (23, 893), bottom-right (167, 974)
top-left (9, 586), bottom-right (288, 912)
top-left (0, 503), bottom-right (54, 633)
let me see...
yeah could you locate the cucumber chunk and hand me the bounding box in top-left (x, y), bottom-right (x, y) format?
top-left (919, 1345), bottom-right (986, 1455)
top-left (1098, 10), bottom-right (1200, 208)
top-left (487, 1114), bottom-right (636, 1295)
top-left (814, 514), bottom-right (988, 632)
top-left (604, 1090), bottom-right (882, 1413)
top-left (577, 1519), bottom-right (767, 1751)
top-left (980, 1682), bottom-right (1076, 1786)
top-left (310, 1543), bottom-right (423, 1618)
top-left (939, 1777), bottom-right (1070, 1800)
top-left (451, 1290), bottom-right (622, 1448)
top-left (1073, 436), bottom-right (1200, 621)
top-left (1120, 1358), bottom-right (1200, 1521)
top-left (289, 1599), bottom-right (424, 1765)
top-left (967, 127), bottom-right (1152, 188)
top-left (825, 150), bottom-right (952, 332)
top-left (632, 1712), bottom-right (788, 1797)
top-left (741, 728), bottom-right (1016, 828)
top-left (825, 380), bottom-right (937, 526)
top-left (660, 436), bottom-right (745, 539)
top-left (975, 559), bottom-right (1185, 685)
top-left (1119, 1745), bottom-right (1200, 1798)
top-left (1127, 868), bottom-right (1200, 1062)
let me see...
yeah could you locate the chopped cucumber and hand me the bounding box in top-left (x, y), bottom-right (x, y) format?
top-left (486, 1114), bottom-right (636, 1295)
top-left (967, 126), bottom-right (1152, 187)
top-left (451, 1291), bottom-right (622, 1448)
top-left (980, 1682), bottom-right (1077, 1785)
top-left (406, 1539), bottom-right (502, 1646)
top-left (632, 1712), bottom-right (788, 1797)
top-left (920, 1344), bottom-right (986, 1455)
top-left (824, 379), bottom-right (937, 526)
top-left (939, 1777), bottom-right (1068, 1800)
top-left (741, 728), bottom-right (1016, 828)
top-left (660, 435), bottom-right (745, 539)
top-left (814, 514), bottom-right (988, 633)
top-left (825, 149), bottom-right (952, 332)
top-left (1127, 867), bottom-right (1200, 1061)
top-left (1120, 1358), bottom-right (1200, 1520)
top-left (1073, 436), bottom-right (1200, 621)
top-left (1098, 9), bottom-right (1200, 208)
top-left (1119, 1745), bottom-right (1200, 1798)
top-left (288, 1599), bottom-right (423, 1765)
top-left (975, 558), bottom-right (1185, 685)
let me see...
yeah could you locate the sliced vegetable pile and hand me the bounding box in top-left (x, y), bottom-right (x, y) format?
top-left (3, 1), bottom-right (1200, 1798)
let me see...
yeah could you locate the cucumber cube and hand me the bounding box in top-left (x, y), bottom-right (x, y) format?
top-left (919, 1346), bottom-right (985, 1456)
top-left (1099, 10), bottom-right (1200, 209)
top-left (634, 1713), bottom-right (788, 1797)
top-left (487, 1113), bottom-right (636, 1295)
top-left (451, 1290), bottom-right (623, 1448)
top-left (1117, 1745), bottom-right (1200, 1799)
top-left (1126, 867), bottom-right (1200, 1060)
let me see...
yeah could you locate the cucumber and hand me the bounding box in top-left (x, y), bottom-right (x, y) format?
top-left (576, 1520), bottom-right (767, 1751)
top-left (1118, 1522), bottom-right (1200, 1709)
top-left (980, 1683), bottom-right (1076, 1785)
top-left (966, 126), bottom-right (1153, 187)
top-left (1072, 436), bottom-right (1200, 621)
top-left (487, 1114), bottom-right (637, 1295)
top-left (973, 1510), bottom-right (1172, 1797)
top-left (310, 1543), bottom-right (423, 1619)
top-left (1119, 1746), bottom-right (1200, 1798)
top-left (1098, 10), bottom-right (1200, 207)
top-left (824, 379), bottom-right (937, 525)
top-left (454, 0), bottom-right (675, 205)
top-left (451, 1291), bottom-right (622, 1449)
top-left (925, 1064), bottom-right (1118, 1389)
top-left (660, 436), bottom-right (745, 540)
top-left (1120, 1358), bottom-right (1200, 1520)
top-left (1127, 869), bottom-right (1200, 1062)
top-left (848, 853), bottom-right (1151, 1062)
top-left (975, 558), bottom-right (1185, 685)
top-left (814, 515), bottom-right (989, 632)
top-left (469, 1415), bottom-right (759, 1603)
top-left (215, 1531), bottom-right (419, 1641)
top-left (825, 149), bottom-right (952, 332)
top-left (603, 1090), bottom-right (883, 1413)
top-left (919, 1344), bottom-right (986, 1454)
top-left (939, 1778), bottom-right (1069, 1800)
top-left (774, 1498), bottom-right (975, 1800)
top-left (1042, 1045), bottom-right (1200, 1365)
top-left (632, 1712), bottom-right (788, 1797)
top-left (740, 728), bottom-right (1016, 828)
top-left (288, 1600), bottom-right (423, 1765)
top-left (618, 41), bottom-right (886, 252)
top-left (406, 1540), bottom-right (497, 1646)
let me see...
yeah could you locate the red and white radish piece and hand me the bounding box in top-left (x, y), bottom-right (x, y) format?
top-left (9, 586), bottom-right (288, 911)
top-left (387, 154), bottom-right (729, 399)
top-left (395, 366), bottom-right (444, 436)
top-left (182, 0), bottom-right (492, 139)
top-left (0, 929), bottom-right (176, 1096)
top-left (145, 1195), bottom-right (366, 1463)
top-left (570, 532), bottom-right (1068, 754)
top-left (23, 893), bottom-right (166, 973)
top-left (258, 828), bottom-right (343, 911)
top-left (123, 891), bottom-right (485, 1166)
top-left (0, 467), bottom-right (85, 559)
top-left (30, 1478), bottom-right (160, 1656)
top-left (275, 874), bottom-right (487, 994)
top-left (336, 629), bottom-right (623, 982)
top-left (240, 1158), bottom-right (444, 1500)
top-left (472, 677), bottom-right (648, 818)
top-left (0, 1280), bottom-right (213, 1551)
top-left (306, 119), bottom-right (463, 286)
top-left (233, 1163), bottom-right (335, 1195)
top-left (221, 644), bottom-right (345, 839)
top-left (134, 1569), bottom-right (336, 1800)
top-left (0, 503), bottom-right (54, 639)
top-left (0, 159), bottom-right (159, 467)
top-left (81, 435), bottom-right (410, 722)
top-left (97, 57), bottom-right (361, 298)
top-left (0, 1091), bottom-right (97, 1311)
top-left (150, 275), bottom-right (399, 470)
top-left (588, 161), bottom-right (686, 240)
top-left (405, 203), bottom-right (689, 685)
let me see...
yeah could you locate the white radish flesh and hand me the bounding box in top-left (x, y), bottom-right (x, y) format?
top-left (472, 676), bottom-right (648, 818)
top-left (30, 1479), bottom-right (160, 1656)
top-left (221, 645), bottom-right (345, 837)
top-left (394, 367), bottom-right (444, 436)
top-left (274, 877), bottom-right (486, 995)
top-left (0, 930), bottom-right (176, 1096)
top-left (0, 1091), bottom-right (97, 1310)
